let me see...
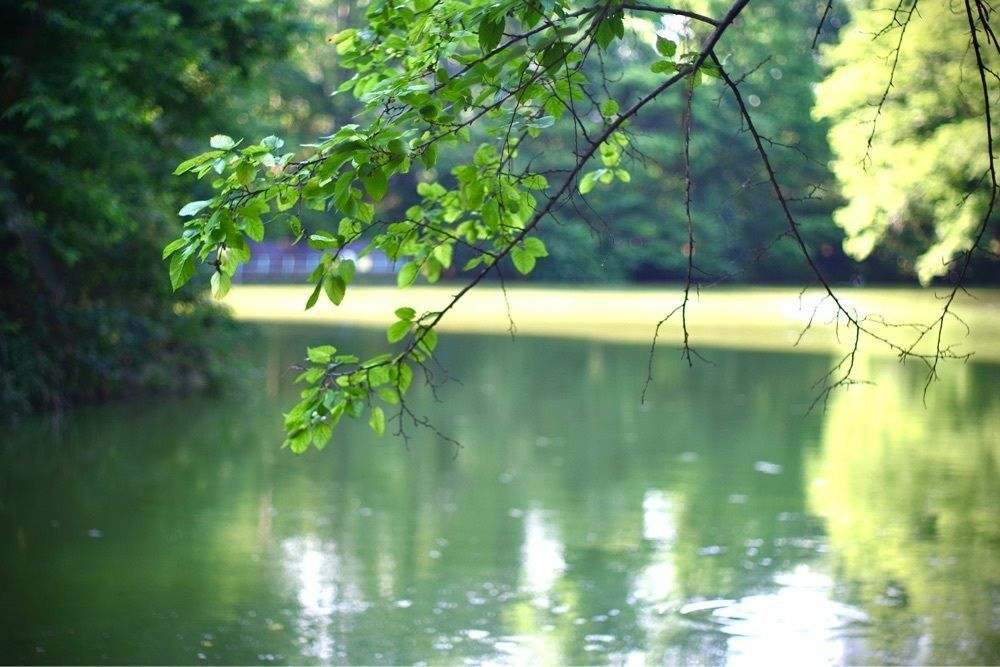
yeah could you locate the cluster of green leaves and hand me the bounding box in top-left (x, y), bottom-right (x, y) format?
top-left (170, 0), bottom-right (695, 450)
top-left (496, 0), bottom-right (850, 285)
top-left (166, 134), bottom-right (296, 300)
top-left (281, 305), bottom-right (438, 453)
top-left (172, 0), bottom-right (992, 450)
top-left (578, 131), bottom-right (631, 195)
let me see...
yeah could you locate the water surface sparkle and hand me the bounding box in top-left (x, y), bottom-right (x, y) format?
top-left (1, 325), bottom-right (997, 665)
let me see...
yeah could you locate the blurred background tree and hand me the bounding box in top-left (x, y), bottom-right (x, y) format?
top-left (814, 0), bottom-right (1000, 284)
top-left (526, 0), bottom-right (852, 284)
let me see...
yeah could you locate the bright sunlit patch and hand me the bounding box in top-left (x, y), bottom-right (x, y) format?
top-left (696, 565), bottom-right (870, 666)
top-left (657, 14), bottom-right (691, 42)
top-left (227, 285), bottom-right (1000, 361)
top-left (280, 536), bottom-right (368, 662)
top-left (632, 490), bottom-right (680, 608)
top-left (520, 509), bottom-right (566, 605)
top-left (642, 489), bottom-right (677, 543)
top-left (281, 537), bottom-right (338, 662)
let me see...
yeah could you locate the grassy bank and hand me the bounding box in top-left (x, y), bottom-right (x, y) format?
top-left (223, 284), bottom-right (1000, 361)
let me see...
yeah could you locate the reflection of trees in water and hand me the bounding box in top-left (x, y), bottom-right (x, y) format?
top-left (6, 326), bottom-right (994, 663)
top-left (393, 334), bottom-right (836, 660)
top-left (239, 328), bottom-right (842, 661)
top-left (808, 357), bottom-right (1000, 665)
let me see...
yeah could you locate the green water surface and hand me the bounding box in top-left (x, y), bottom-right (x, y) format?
top-left (1, 325), bottom-right (998, 665)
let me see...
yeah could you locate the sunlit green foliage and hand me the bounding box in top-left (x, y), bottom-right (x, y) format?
top-left (169, 0), bottom-right (722, 450)
top-left (815, 0), bottom-right (1000, 283)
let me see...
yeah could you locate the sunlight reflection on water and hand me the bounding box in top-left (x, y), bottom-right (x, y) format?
top-left (683, 565), bottom-right (870, 666)
top-left (3, 328), bottom-right (995, 665)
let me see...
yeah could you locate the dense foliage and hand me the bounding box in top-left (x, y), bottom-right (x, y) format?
top-left (815, 0), bottom-right (1000, 284)
top-left (0, 0), bottom-right (303, 415)
top-left (527, 0), bottom-right (850, 284)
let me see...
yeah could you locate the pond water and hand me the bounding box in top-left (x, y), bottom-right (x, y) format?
top-left (1, 324), bottom-right (998, 665)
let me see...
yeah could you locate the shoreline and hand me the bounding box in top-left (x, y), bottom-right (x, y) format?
top-left (222, 284), bottom-right (1000, 361)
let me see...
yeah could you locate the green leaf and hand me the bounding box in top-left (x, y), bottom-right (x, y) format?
top-left (345, 399), bottom-right (364, 419)
top-left (369, 406), bottom-right (386, 437)
top-left (420, 143), bottom-right (439, 169)
top-left (305, 281), bottom-right (323, 310)
top-left (169, 253), bottom-right (196, 291)
top-left (378, 386), bottom-right (400, 405)
top-left (478, 15), bottom-right (504, 52)
top-left (387, 319), bottom-right (411, 343)
top-left (286, 429), bottom-right (311, 454)
top-left (650, 60), bottom-right (675, 74)
top-left (522, 174), bottom-right (548, 190)
top-left (356, 200), bottom-right (375, 224)
top-left (333, 171), bottom-right (354, 206)
top-left (511, 246), bottom-right (536, 275)
top-left (595, 20), bottom-right (616, 50)
top-left (324, 275), bottom-right (347, 305)
top-left (361, 167), bottom-right (388, 201)
top-left (523, 237), bottom-right (549, 258)
top-left (397, 363), bottom-right (413, 393)
top-left (579, 171), bottom-right (599, 195)
top-left (297, 367), bottom-right (325, 384)
top-left (236, 160), bottom-right (256, 186)
top-left (423, 257), bottom-right (442, 283)
top-left (431, 243), bottom-right (453, 269)
top-left (287, 215), bottom-right (303, 241)
top-left (210, 271), bottom-right (231, 299)
top-left (612, 14), bottom-right (625, 39)
top-left (210, 134), bottom-right (236, 150)
top-left (309, 231), bottom-right (342, 251)
top-left (395, 307), bottom-right (416, 321)
top-left (338, 258), bottom-right (356, 284)
top-left (173, 150), bottom-right (223, 176)
top-left (276, 187), bottom-right (299, 211)
top-left (307, 345), bottom-right (336, 363)
top-left (226, 228), bottom-right (251, 263)
top-left (540, 40), bottom-right (571, 72)
top-left (162, 238), bottom-right (187, 260)
top-left (363, 353), bottom-right (394, 368)
top-left (397, 261), bottom-right (419, 288)
top-left (525, 115), bottom-right (555, 129)
top-left (178, 200), bottom-right (211, 217)
top-left (700, 61), bottom-right (723, 79)
top-left (312, 422), bottom-right (333, 450)
top-left (418, 327), bottom-right (437, 354)
top-left (261, 135), bottom-right (284, 151)
top-left (656, 36), bottom-right (677, 58)
top-left (368, 365), bottom-right (390, 387)
top-left (244, 215), bottom-right (265, 242)
top-left (601, 99), bottom-right (619, 117)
